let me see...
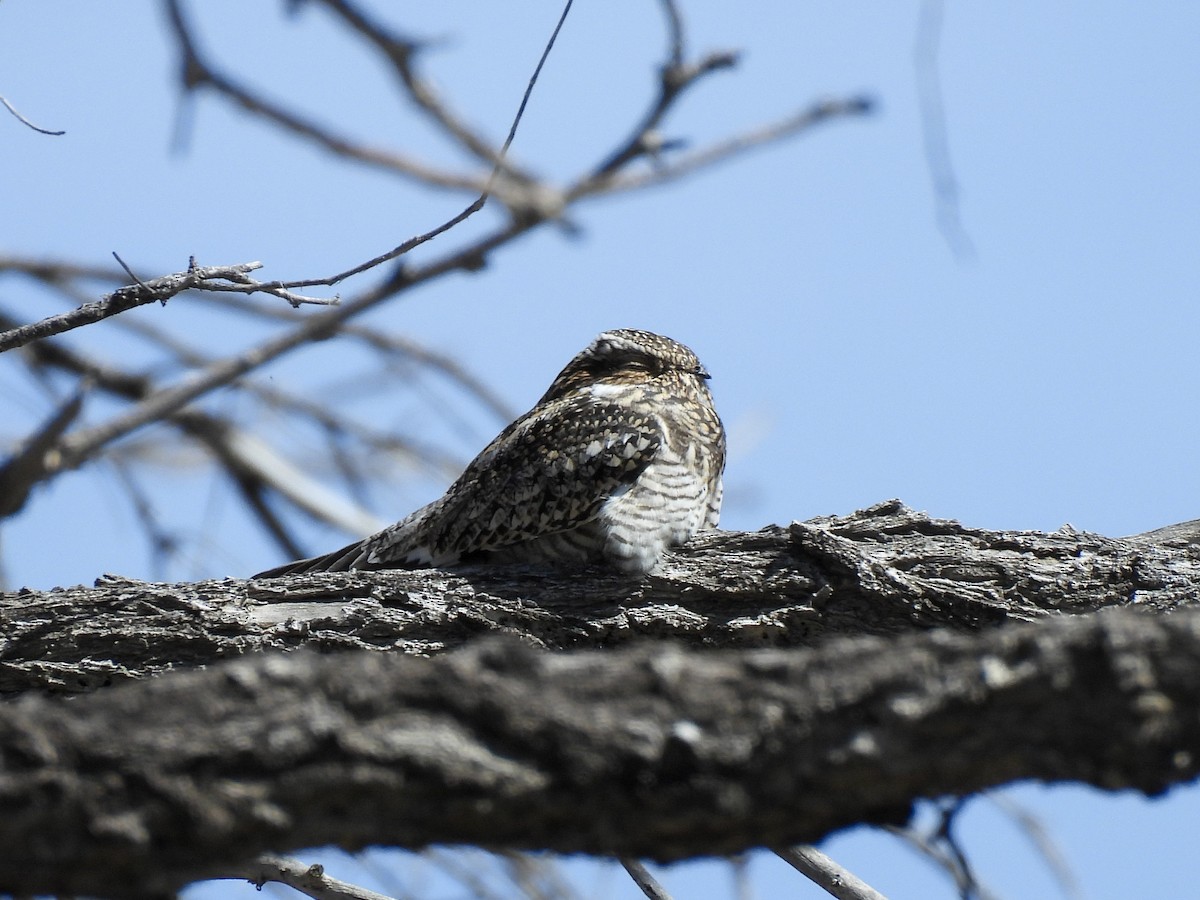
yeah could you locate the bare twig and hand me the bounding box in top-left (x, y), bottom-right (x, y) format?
top-left (2, 0), bottom-right (878, 583)
top-left (174, 291), bottom-right (517, 423)
top-left (731, 854), bottom-right (752, 900)
top-left (235, 855), bottom-right (396, 900)
top-left (0, 261), bottom-right (330, 355)
top-left (885, 807), bottom-right (1003, 900)
top-left (933, 799), bottom-right (986, 900)
top-left (313, 0), bottom-right (536, 182)
top-left (572, 96), bottom-right (874, 200)
top-left (201, 260), bottom-right (337, 306)
top-left (163, 0), bottom-right (483, 193)
top-left (657, 0), bottom-right (686, 70)
top-left (104, 296), bottom-right (505, 460)
top-left (620, 859), bottom-right (674, 900)
top-left (165, 0), bottom-right (575, 303)
top-left (226, 468), bottom-right (309, 562)
top-left (591, 49), bottom-right (740, 180)
top-left (44, 218), bottom-right (530, 472)
top-left (345, 327), bottom-right (516, 423)
top-left (260, 0), bottom-right (577, 290)
top-left (4, 1), bottom-right (870, 485)
top-left (185, 418), bottom-right (388, 539)
top-left (776, 845), bottom-right (889, 900)
top-left (583, 0), bottom-right (735, 180)
top-left (2, 280), bottom-right (482, 548)
top-left (41, 12), bottom-right (610, 469)
top-left (0, 94), bottom-right (65, 135)
top-left (111, 252), bottom-right (153, 296)
top-left (487, 0), bottom-right (574, 188)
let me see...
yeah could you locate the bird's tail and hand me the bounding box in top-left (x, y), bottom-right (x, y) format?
top-left (251, 538), bottom-right (366, 578)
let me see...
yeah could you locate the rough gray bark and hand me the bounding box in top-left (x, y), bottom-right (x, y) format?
top-left (2, 502), bottom-right (1199, 899)
top-left (4, 610), bottom-right (1200, 898)
top-left (4, 501), bottom-right (1197, 696)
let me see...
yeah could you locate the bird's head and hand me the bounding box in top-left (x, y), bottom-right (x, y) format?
top-left (538, 329), bottom-right (711, 404)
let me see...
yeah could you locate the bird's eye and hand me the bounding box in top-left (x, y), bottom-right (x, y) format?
top-left (625, 357), bottom-right (663, 375)
top-left (590, 355), bottom-right (662, 377)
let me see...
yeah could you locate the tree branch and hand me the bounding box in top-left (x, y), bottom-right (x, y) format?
top-left (3, 601), bottom-right (1200, 898)
top-left (588, 22), bottom-right (739, 181)
top-left (3, 502), bottom-right (1197, 695)
top-left (0, 315), bottom-right (387, 540)
top-left (0, 261), bottom-right (332, 355)
top-left (571, 96), bottom-right (874, 200)
top-left (3, 503), bottom-right (1199, 897)
top-left (163, 0), bottom-right (486, 194)
top-left (620, 859), bottom-right (673, 900)
top-left (311, 0), bottom-right (538, 182)
top-left (776, 846), bottom-right (888, 900)
top-left (231, 855), bottom-right (398, 900)
top-left (38, 224), bottom-right (517, 471)
top-left (0, 93), bottom-right (65, 135)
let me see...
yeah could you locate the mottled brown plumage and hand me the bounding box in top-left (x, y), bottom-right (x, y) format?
top-left (255, 329), bottom-right (725, 577)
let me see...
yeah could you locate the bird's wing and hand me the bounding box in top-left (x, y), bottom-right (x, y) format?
top-left (362, 396), bottom-right (663, 566)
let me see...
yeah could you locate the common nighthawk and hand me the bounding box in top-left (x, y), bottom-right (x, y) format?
top-left (254, 329), bottom-right (725, 577)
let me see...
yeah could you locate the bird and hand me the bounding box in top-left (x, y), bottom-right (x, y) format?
top-left (254, 328), bottom-right (725, 578)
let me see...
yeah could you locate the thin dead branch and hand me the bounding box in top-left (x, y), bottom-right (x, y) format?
top-left (163, 0), bottom-right (484, 193)
top-left (776, 846), bottom-right (889, 900)
top-left (585, 0), bottom-right (731, 179)
top-left (0, 261), bottom-right (331, 355)
top-left (573, 96), bottom-right (874, 200)
top-left (0, 93), bottom-right (65, 135)
top-left (234, 855), bottom-right (397, 900)
top-left (312, 0), bottom-right (537, 181)
top-left (261, 0), bottom-right (577, 291)
top-left (620, 859), bottom-right (673, 900)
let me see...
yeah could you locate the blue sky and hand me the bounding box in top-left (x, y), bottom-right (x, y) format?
top-left (3, 2), bottom-right (1198, 897)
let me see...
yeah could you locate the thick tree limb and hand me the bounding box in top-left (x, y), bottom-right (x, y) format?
top-left (2, 602), bottom-right (1200, 898)
top-left (2, 502), bottom-right (1199, 897)
top-left (3, 502), bottom-right (1197, 695)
